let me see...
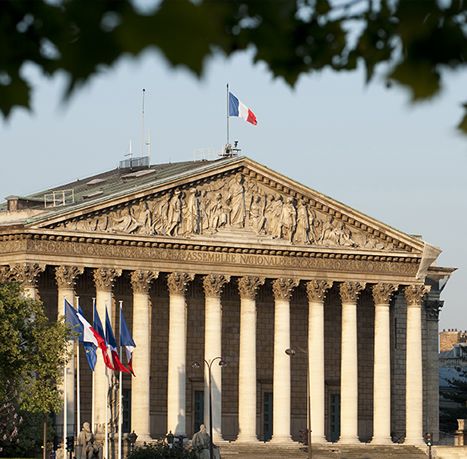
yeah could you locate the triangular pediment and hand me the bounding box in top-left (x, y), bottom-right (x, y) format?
top-left (28, 157), bottom-right (424, 255)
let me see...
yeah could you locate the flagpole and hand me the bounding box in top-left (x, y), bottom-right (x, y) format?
top-left (76, 296), bottom-right (81, 436)
top-left (63, 299), bottom-right (68, 457)
top-left (92, 298), bottom-right (96, 434)
top-left (118, 301), bottom-right (123, 459)
top-left (105, 303), bottom-right (109, 459)
top-left (227, 83), bottom-right (230, 146)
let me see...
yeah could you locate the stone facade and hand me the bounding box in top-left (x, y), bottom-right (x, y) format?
top-left (0, 156), bottom-right (454, 447)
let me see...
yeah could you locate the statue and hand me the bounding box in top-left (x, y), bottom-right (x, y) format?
top-left (76, 423), bottom-right (102, 459)
top-left (228, 174), bottom-right (246, 228)
top-left (192, 425), bottom-right (221, 459)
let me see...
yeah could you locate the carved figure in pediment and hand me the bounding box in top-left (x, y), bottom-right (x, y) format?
top-left (307, 206), bottom-right (320, 244)
top-left (320, 216), bottom-right (337, 246)
top-left (185, 188), bottom-right (200, 235)
top-left (249, 195), bottom-right (266, 234)
top-left (279, 197), bottom-right (297, 242)
top-left (209, 193), bottom-right (229, 232)
top-left (269, 194), bottom-right (284, 239)
top-left (166, 189), bottom-right (182, 236)
top-left (108, 202), bottom-right (151, 234)
top-left (228, 173), bottom-right (246, 228)
top-left (295, 200), bottom-right (310, 244)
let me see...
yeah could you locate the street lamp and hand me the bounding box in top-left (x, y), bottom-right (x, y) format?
top-left (192, 357), bottom-right (227, 459)
top-left (285, 347), bottom-right (312, 459)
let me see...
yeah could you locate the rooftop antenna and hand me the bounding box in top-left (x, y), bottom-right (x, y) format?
top-left (146, 128), bottom-right (151, 168)
top-left (125, 141), bottom-right (133, 163)
top-left (141, 88), bottom-right (146, 157)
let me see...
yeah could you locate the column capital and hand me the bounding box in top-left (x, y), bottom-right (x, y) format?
top-left (131, 270), bottom-right (159, 294)
top-left (203, 274), bottom-right (230, 299)
top-left (237, 276), bottom-right (265, 300)
top-left (404, 285), bottom-right (431, 307)
top-left (93, 267), bottom-right (122, 292)
top-left (425, 299), bottom-right (444, 321)
top-left (55, 266), bottom-right (84, 290)
top-left (306, 280), bottom-right (333, 303)
top-left (372, 283), bottom-right (398, 305)
top-left (10, 263), bottom-right (46, 288)
top-left (167, 272), bottom-right (195, 296)
top-left (272, 278), bottom-right (300, 301)
top-left (0, 266), bottom-right (11, 283)
top-left (339, 281), bottom-right (366, 304)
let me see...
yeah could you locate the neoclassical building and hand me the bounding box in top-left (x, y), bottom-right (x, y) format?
top-left (0, 156), bottom-right (454, 446)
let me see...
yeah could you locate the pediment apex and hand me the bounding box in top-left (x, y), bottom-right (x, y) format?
top-left (22, 157), bottom-right (424, 254)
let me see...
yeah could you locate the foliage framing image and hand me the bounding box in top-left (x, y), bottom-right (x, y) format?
top-left (1, 0), bottom-right (467, 134)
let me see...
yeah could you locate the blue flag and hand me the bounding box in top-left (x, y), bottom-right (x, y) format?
top-left (120, 307), bottom-right (136, 375)
top-left (64, 299), bottom-right (82, 340)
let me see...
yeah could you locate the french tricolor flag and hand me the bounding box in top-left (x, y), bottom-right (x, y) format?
top-left (229, 92), bottom-right (257, 125)
top-left (105, 308), bottom-right (130, 373)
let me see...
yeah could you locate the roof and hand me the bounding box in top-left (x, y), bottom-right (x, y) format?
top-left (0, 156), bottom-right (242, 222)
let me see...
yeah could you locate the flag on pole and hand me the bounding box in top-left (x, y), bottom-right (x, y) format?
top-left (105, 308), bottom-right (130, 373)
top-left (120, 307), bottom-right (136, 376)
top-left (78, 305), bottom-right (98, 371)
top-left (229, 92), bottom-right (257, 125)
top-left (93, 304), bottom-right (114, 370)
top-left (74, 302), bottom-right (106, 350)
top-left (64, 299), bottom-right (82, 340)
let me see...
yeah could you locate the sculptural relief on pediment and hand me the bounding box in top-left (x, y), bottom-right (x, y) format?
top-left (51, 172), bottom-right (398, 251)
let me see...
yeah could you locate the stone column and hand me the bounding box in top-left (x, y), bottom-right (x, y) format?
top-left (338, 281), bottom-right (365, 444)
top-left (167, 272), bottom-right (194, 436)
top-left (55, 266), bottom-right (84, 438)
top-left (306, 280), bottom-right (333, 443)
top-left (371, 283), bottom-right (398, 445)
top-left (236, 276), bottom-right (265, 443)
top-left (130, 270), bottom-right (158, 441)
top-left (10, 263), bottom-right (45, 300)
top-left (202, 274), bottom-right (230, 442)
top-left (403, 284), bottom-right (430, 445)
top-left (93, 268), bottom-right (122, 431)
top-left (425, 300), bottom-right (443, 443)
top-left (270, 278), bottom-right (300, 444)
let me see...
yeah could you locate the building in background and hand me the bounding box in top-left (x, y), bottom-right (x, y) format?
top-left (0, 155), bottom-right (454, 447)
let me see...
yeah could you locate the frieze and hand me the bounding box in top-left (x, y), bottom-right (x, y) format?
top-left (8, 238), bottom-right (420, 276)
top-left (47, 171), bottom-right (402, 251)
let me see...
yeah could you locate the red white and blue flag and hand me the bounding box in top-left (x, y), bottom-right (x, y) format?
top-left (120, 307), bottom-right (136, 376)
top-left (106, 308), bottom-right (130, 373)
top-left (93, 304), bottom-right (114, 371)
top-left (229, 92), bottom-right (257, 125)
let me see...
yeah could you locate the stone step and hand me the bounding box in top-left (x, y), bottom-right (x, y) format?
top-left (424, 446), bottom-right (467, 459)
top-left (218, 443), bottom-right (431, 459)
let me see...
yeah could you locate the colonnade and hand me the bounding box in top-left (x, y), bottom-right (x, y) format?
top-left (9, 263), bottom-right (431, 445)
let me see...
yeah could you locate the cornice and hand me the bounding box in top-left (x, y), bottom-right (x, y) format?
top-left (0, 231), bottom-right (422, 264)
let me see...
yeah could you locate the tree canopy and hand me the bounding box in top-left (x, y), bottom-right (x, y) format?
top-left (2, 0), bottom-right (467, 133)
top-left (0, 282), bottom-right (74, 442)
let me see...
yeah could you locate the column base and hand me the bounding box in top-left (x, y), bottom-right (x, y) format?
top-left (336, 436), bottom-right (361, 445)
top-left (234, 435), bottom-right (260, 443)
top-left (403, 437), bottom-right (424, 446)
top-left (311, 436), bottom-right (328, 444)
top-left (268, 435), bottom-right (295, 444)
top-left (212, 433), bottom-right (225, 443)
top-left (370, 436), bottom-right (393, 445)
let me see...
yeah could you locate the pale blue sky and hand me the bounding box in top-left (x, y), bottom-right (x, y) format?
top-left (1, 47), bottom-right (466, 331)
